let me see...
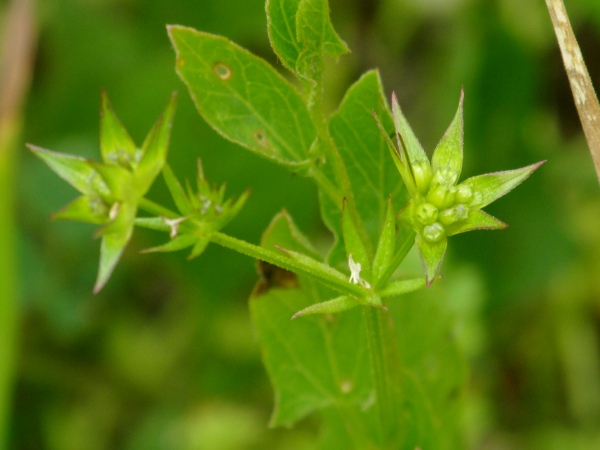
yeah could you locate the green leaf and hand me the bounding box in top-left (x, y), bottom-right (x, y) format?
top-left (341, 199), bottom-right (371, 283)
top-left (431, 88), bottom-right (464, 184)
top-left (51, 195), bottom-right (109, 224)
top-left (291, 295), bottom-right (359, 319)
top-left (415, 233), bottom-right (446, 286)
top-left (462, 161), bottom-right (545, 209)
top-left (266, 0), bottom-right (348, 80)
top-left (188, 235), bottom-right (211, 259)
top-left (391, 92), bottom-right (428, 168)
top-left (445, 209), bottom-right (507, 236)
top-left (389, 283), bottom-right (467, 448)
top-left (137, 93), bottom-right (177, 192)
top-left (162, 164), bottom-right (194, 215)
top-left (169, 26), bottom-right (315, 168)
top-left (330, 71), bottom-right (409, 251)
top-left (296, 0), bottom-right (348, 80)
top-left (371, 196), bottom-right (396, 285)
top-left (28, 145), bottom-right (110, 198)
top-left (141, 234), bottom-right (197, 254)
top-left (93, 203), bottom-right (136, 294)
top-left (100, 91), bottom-right (137, 169)
top-left (377, 277), bottom-right (425, 298)
top-left (266, 0), bottom-right (302, 73)
top-left (262, 210), bottom-right (321, 260)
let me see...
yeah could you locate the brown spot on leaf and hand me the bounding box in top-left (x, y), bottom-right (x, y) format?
top-left (253, 130), bottom-right (268, 148)
top-left (213, 62), bottom-right (231, 80)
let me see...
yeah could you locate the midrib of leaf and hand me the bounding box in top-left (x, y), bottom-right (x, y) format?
top-left (176, 31), bottom-right (309, 163)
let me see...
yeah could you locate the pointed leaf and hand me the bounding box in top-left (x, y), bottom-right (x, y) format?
top-left (188, 235), bottom-right (210, 259)
top-left (372, 196), bottom-right (396, 285)
top-left (462, 161), bottom-right (544, 209)
top-left (169, 26), bottom-right (315, 168)
top-left (51, 195), bottom-right (109, 224)
top-left (296, 0), bottom-right (348, 80)
top-left (137, 93), bottom-right (177, 192)
top-left (162, 164), bottom-right (194, 215)
top-left (291, 295), bottom-right (359, 319)
top-left (28, 145), bottom-right (110, 197)
top-left (391, 92), bottom-right (428, 167)
top-left (93, 204), bottom-right (135, 293)
top-left (262, 210), bottom-right (321, 260)
top-left (266, 0), bottom-right (303, 73)
top-left (431, 88), bottom-right (464, 184)
top-left (141, 234), bottom-right (197, 254)
top-left (100, 91), bottom-right (137, 168)
top-left (330, 71), bottom-right (409, 250)
top-left (377, 277), bottom-right (426, 298)
top-left (445, 209), bottom-right (507, 236)
top-left (342, 199), bottom-right (371, 283)
top-left (90, 161), bottom-right (131, 199)
top-left (416, 234), bottom-right (447, 286)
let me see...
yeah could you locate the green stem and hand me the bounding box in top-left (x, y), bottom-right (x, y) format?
top-left (211, 231), bottom-right (365, 298)
top-left (138, 197), bottom-right (178, 218)
top-left (305, 77), bottom-right (374, 256)
top-left (363, 306), bottom-right (401, 447)
top-left (374, 230), bottom-right (416, 290)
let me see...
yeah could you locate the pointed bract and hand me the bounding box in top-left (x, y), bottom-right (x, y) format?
top-left (100, 91), bottom-right (137, 169)
top-left (291, 295), bottom-right (359, 320)
top-left (431, 88), bottom-right (464, 184)
top-left (462, 161), bottom-right (545, 210)
top-left (416, 234), bottom-right (446, 286)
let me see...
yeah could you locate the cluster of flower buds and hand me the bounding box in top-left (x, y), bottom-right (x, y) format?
top-left (375, 89), bottom-right (543, 284)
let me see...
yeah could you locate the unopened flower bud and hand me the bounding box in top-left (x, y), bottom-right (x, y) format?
top-left (431, 167), bottom-right (458, 186)
top-left (423, 222), bottom-right (445, 243)
top-left (415, 202), bottom-right (438, 225)
top-left (439, 204), bottom-right (469, 225)
top-left (455, 184), bottom-right (473, 204)
top-left (427, 184), bottom-right (456, 209)
top-left (412, 160), bottom-right (432, 195)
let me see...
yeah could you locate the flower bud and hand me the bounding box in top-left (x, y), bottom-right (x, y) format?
top-left (431, 167), bottom-right (458, 186)
top-left (455, 184), bottom-right (473, 204)
top-left (439, 204), bottom-right (469, 225)
top-left (427, 184), bottom-right (456, 209)
top-left (412, 160), bottom-right (432, 194)
top-left (415, 202), bottom-right (438, 225)
top-left (423, 222), bottom-right (445, 243)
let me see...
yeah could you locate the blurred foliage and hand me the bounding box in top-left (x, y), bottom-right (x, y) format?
top-left (7, 0), bottom-right (600, 448)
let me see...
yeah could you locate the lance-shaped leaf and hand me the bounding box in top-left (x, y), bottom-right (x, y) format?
top-left (377, 277), bottom-right (426, 298)
top-left (94, 202), bottom-right (136, 293)
top-left (431, 88), bottom-right (464, 185)
top-left (162, 164), bottom-right (194, 216)
top-left (100, 91), bottom-right (137, 168)
top-left (51, 196), bottom-right (109, 224)
top-left (28, 146), bottom-right (110, 198)
top-left (462, 161), bottom-right (545, 210)
top-left (391, 92), bottom-right (428, 168)
top-left (445, 210), bottom-right (506, 236)
top-left (137, 93), bottom-right (177, 192)
top-left (342, 199), bottom-right (371, 287)
top-left (168, 25), bottom-right (315, 168)
top-left (416, 234), bottom-right (446, 286)
top-left (371, 196), bottom-right (396, 286)
top-left (291, 295), bottom-right (360, 319)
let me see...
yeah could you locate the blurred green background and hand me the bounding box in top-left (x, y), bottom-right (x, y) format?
top-left (2, 0), bottom-right (600, 448)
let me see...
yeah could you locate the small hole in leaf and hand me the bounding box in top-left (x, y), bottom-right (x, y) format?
top-left (213, 62), bottom-right (231, 80)
top-left (253, 130), bottom-right (269, 148)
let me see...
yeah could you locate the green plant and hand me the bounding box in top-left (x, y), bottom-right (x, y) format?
top-left (29, 0), bottom-right (543, 447)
